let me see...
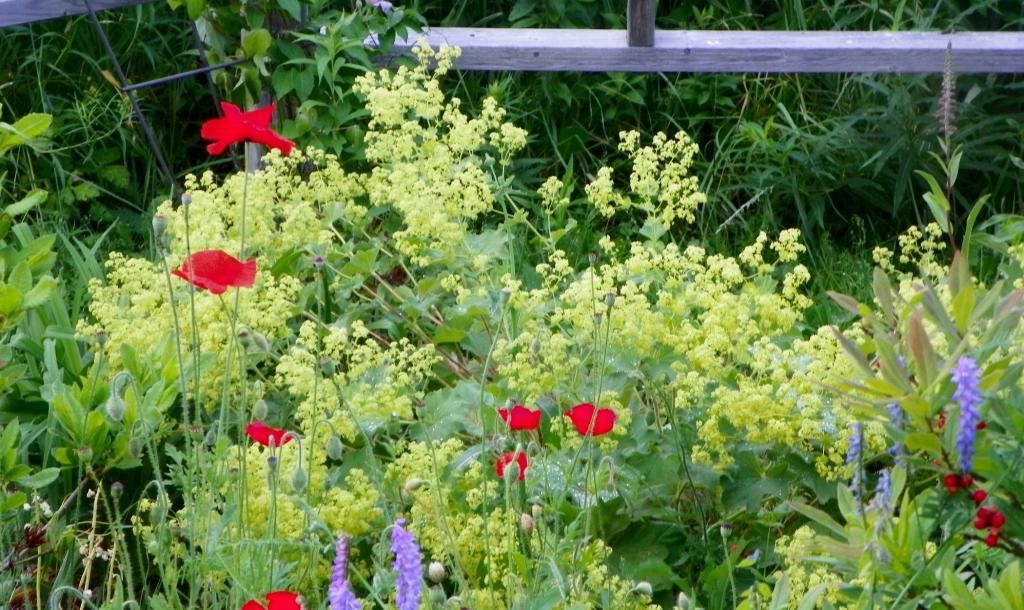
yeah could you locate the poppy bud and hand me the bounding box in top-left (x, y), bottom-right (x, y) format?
top-left (111, 481), bottom-right (124, 499)
top-left (604, 292), bottom-right (616, 308)
top-left (675, 592), bottom-right (691, 610)
top-left (204, 427), bottom-right (218, 447)
top-left (326, 435), bottom-right (344, 460)
top-left (104, 393), bottom-right (126, 422)
top-left (291, 465), bottom-right (308, 493)
top-left (531, 504), bottom-right (543, 520)
top-left (428, 561), bottom-right (447, 583)
top-left (631, 582), bottom-right (653, 596)
top-left (77, 445), bottom-right (93, 462)
top-left (251, 331), bottom-right (270, 353)
top-left (520, 513), bottom-right (534, 534)
top-left (588, 252), bottom-right (598, 265)
top-left (530, 338), bottom-right (541, 355)
top-left (180, 192), bottom-right (192, 206)
top-left (252, 399), bottom-right (268, 421)
top-left (720, 523), bottom-right (733, 538)
top-left (95, 329), bottom-right (108, 346)
top-left (403, 478), bottom-right (427, 495)
top-left (128, 438), bottom-right (144, 459)
top-left (152, 215), bottom-right (168, 239)
top-left (267, 455), bottom-right (279, 472)
top-left (427, 589), bottom-right (447, 605)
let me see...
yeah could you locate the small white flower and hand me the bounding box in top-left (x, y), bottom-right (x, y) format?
top-left (23, 503), bottom-right (31, 511)
top-left (319, 25), bottom-right (327, 36)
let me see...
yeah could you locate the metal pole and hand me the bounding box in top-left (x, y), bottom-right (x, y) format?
top-left (627, 0), bottom-right (655, 47)
top-left (82, 0), bottom-right (178, 194)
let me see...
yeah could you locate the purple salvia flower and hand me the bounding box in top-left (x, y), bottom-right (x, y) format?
top-left (870, 468), bottom-right (893, 513)
top-left (846, 421), bottom-right (864, 501)
top-left (887, 402), bottom-right (905, 466)
top-left (329, 535), bottom-right (362, 610)
top-left (951, 356), bottom-right (983, 473)
top-left (391, 519), bottom-right (422, 610)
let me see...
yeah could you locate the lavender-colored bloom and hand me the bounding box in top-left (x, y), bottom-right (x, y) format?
top-left (887, 402), bottom-right (905, 465)
top-left (391, 519), bottom-right (422, 610)
top-left (329, 535), bottom-right (362, 610)
top-left (847, 422), bottom-right (864, 501)
top-left (951, 356), bottom-right (983, 473)
top-left (367, 0), bottom-right (394, 12)
top-left (870, 469), bottom-right (893, 513)
top-left (846, 422), bottom-right (863, 465)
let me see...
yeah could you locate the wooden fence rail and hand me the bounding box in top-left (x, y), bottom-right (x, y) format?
top-left (0, 0), bottom-right (157, 27)
top-left (381, 28), bottom-right (1024, 74)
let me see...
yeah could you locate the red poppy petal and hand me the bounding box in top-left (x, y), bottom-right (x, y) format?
top-left (495, 451), bottom-right (528, 480)
top-left (220, 101), bottom-right (244, 119)
top-left (245, 422), bottom-right (293, 447)
top-left (264, 591), bottom-right (302, 610)
top-left (241, 601), bottom-right (265, 610)
top-left (250, 127), bottom-right (295, 156)
top-left (243, 104), bottom-right (276, 129)
top-left (171, 266), bottom-right (228, 294)
top-left (565, 403), bottom-right (616, 436)
top-left (172, 250), bottom-right (258, 294)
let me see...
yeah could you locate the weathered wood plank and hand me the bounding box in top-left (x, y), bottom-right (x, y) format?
top-left (0, 0), bottom-right (159, 28)
top-left (380, 28), bottom-right (1024, 73)
top-left (627, 0), bottom-right (654, 47)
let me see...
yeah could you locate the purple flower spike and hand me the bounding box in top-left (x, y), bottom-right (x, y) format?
top-left (391, 519), bottom-right (422, 610)
top-left (329, 535), bottom-right (362, 610)
top-left (846, 421), bottom-right (864, 500)
top-left (952, 356), bottom-right (984, 473)
top-left (887, 402), bottom-right (905, 465)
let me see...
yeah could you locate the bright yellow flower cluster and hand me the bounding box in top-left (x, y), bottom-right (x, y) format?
top-left (276, 320), bottom-right (436, 444)
top-left (773, 526), bottom-right (850, 609)
top-left (353, 43), bottom-right (527, 265)
top-left (586, 130), bottom-right (707, 224)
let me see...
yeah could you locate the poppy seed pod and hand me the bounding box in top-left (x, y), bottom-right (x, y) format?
top-left (403, 478), bottom-right (427, 495)
top-left (152, 215), bottom-right (168, 239)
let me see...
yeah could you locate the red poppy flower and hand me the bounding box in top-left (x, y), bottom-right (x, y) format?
top-left (495, 451), bottom-right (528, 481)
top-left (242, 591), bottom-right (302, 610)
top-left (245, 421), bottom-right (293, 447)
top-left (565, 403), bottom-right (616, 436)
top-left (498, 405), bottom-right (542, 431)
top-left (172, 249), bottom-right (257, 295)
top-left (201, 102), bottom-right (294, 156)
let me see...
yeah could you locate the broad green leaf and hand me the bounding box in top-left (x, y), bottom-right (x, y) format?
top-left (242, 28), bottom-right (274, 58)
top-left (186, 0), bottom-right (205, 20)
top-left (15, 467), bottom-right (60, 489)
top-left (4, 189), bottom-right (46, 216)
top-left (0, 284), bottom-right (22, 316)
top-left (22, 276), bottom-right (58, 309)
top-left (905, 432), bottom-right (941, 453)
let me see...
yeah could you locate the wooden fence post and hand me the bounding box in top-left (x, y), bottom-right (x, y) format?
top-left (627, 0), bottom-right (654, 47)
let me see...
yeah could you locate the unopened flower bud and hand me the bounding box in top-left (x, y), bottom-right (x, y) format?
top-left (291, 465), bottom-right (308, 493)
top-left (128, 438), bottom-right (144, 459)
top-left (251, 332), bottom-right (270, 353)
top-left (326, 435), bottom-right (344, 460)
top-left (312, 255), bottom-right (325, 269)
top-left (428, 561), bottom-right (447, 583)
top-left (204, 428), bottom-right (218, 447)
top-left (631, 582), bottom-right (653, 596)
top-left (403, 477), bottom-right (427, 495)
top-left (588, 252), bottom-right (598, 265)
top-left (531, 504), bottom-right (543, 520)
top-left (76, 445), bottom-right (93, 462)
top-left (520, 512), bottom-right (534, 534)
top-left (427, 589), bottom-right (447, 604)
top-left (530, 338), bottom-right (541, 355)
top-left (152, 215), bottom-right (168, 239)
top-left (720, 522), bottom-right (733, 538)
top-left (111, 481), bottom-right (124, 499)
top-left (252, 399), bottom-right (268, 421)
top-left (604, 292), bottom-right (616, 308)
top-left (95, 330), bottom-right (108, 346)
top-left (675, 591), bottom-right (691, 610)
top-left (104, 393), bottom-right (126, 422)
top-left (318, 357), bottom-right (335, 376)
top-left (267, 455), bottom-right (278, 471)
top-left (180, 192), bottom-right (192, 206)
